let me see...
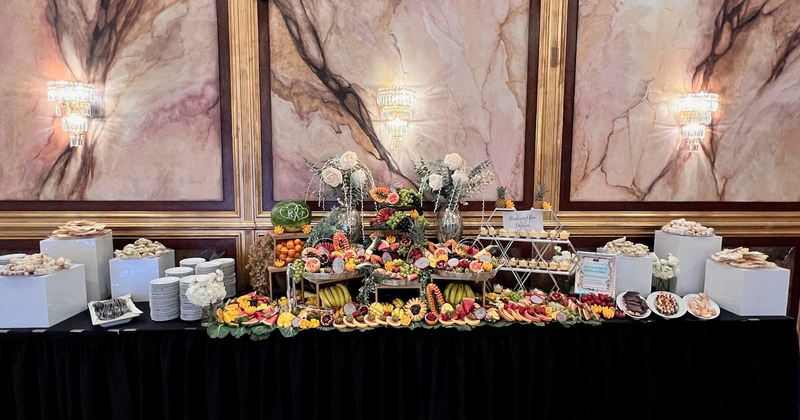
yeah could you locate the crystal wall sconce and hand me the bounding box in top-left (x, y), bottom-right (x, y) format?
top-left (376, 85), bottom-right (416, 149)
top-left (47, 81), bottom-right (97, 147)
top-left (677, 92), bottom-right (719, 152)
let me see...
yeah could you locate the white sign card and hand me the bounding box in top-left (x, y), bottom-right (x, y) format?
top-left (501, 209), bottom-right (544, 231)
top-left (573, 252), bottom-right (616, 296)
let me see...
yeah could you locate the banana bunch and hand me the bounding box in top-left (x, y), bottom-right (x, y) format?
top-left (444, 283), bottom-right (475, 306)
top-left (318, 283), bottom-right (352, 309)
top-left (391, 307), bottom-right (404, 319)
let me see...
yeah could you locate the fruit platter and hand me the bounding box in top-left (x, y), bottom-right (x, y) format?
top-left (429, 240), bottom-right (500, 279)
top-left (646, 291), bottom-right (687, 319)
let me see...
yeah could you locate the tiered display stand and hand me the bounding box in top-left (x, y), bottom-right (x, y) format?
top-left (475, 208), bottom-right (577, 291)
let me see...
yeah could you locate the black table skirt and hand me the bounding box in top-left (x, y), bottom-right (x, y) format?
top-left (2, 304), bottom-right (799, 420)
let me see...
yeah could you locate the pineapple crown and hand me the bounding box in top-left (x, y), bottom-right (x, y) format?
top-left (496, 185), bottom-right (506, 198)
top-left (535, 183), bottom-right (549, 200)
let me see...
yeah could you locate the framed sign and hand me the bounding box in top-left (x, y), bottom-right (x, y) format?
top-left (501, 209), bottom-right (544, 232)
top-left (573, 252), bottom-right (616, 296)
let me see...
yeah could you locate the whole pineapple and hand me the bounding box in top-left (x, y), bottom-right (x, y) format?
top-left (495, 186), bottom-right (507, 208)
top-left (534, 183), bottom-right (549, 209)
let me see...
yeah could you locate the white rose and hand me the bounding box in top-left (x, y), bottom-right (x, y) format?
top-left (451, 170), bottom-right (467, 186)
top-left (350, 169), bottom-right (366, 187)
top-left (321, 167), bottom-right (343, 187)
top-left (443, 153), bottom-right (463, 171)
top-left (428, 173), bottom-right (444, 191)
top-left (338, 151), bottom-right (359, 171)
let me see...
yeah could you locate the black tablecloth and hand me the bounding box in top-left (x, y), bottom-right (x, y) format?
top-left (2, 304), bottom-right (799, 420)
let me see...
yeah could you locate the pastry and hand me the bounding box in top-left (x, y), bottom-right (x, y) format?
top-left (548, 261), bottom-right (558, 270)
top-left (559, 261), bottom-right (570, 271)
top-left (518, 259), bottom-right (528, 268)
top-left (559, 230), bottom-right (570, 240)
top-left (479, 227), bottom-right (488, 235)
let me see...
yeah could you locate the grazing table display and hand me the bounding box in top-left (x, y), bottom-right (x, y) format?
top-left (0, 302), bottom-right (797, 420)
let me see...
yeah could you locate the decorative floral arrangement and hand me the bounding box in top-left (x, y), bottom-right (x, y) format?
top-left (651, 252), bottom-right (680, 280)
top-left (412, 153), bottom-right (494, 212)
top-left (186, 269), bottom-right (227, 308)
top-left (307, 151), bottom-right (375, 210)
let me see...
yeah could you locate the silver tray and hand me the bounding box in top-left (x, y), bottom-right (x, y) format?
top-left (302, 269), bottom-right (365, 282)
top-left (380, 278), bottom-right (421, 286)
top-left (433, 269), bottom-right (498, 281)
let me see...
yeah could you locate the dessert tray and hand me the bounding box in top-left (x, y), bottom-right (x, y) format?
top-left (646, 291), bottom-right (687, 320)
top-left (616, 291), bottom-right (651, 320)
top-left (88, 294), bottom-right (143, 327)
top-left (683, 293), bottom-right (720, 320)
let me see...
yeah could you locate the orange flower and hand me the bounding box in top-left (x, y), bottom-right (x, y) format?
top-left (299, 319), bottom-right (310, 329)
top-left (302, 224), bottom-right (312, 234)
top-left (386, 235), bottom-right (396, 244)
top-left (542, 201), bottom-right (552, 210)
top-left (274, 225), bottom-right (285, 234)
top-left (409, 209), bottom-right (419, 219)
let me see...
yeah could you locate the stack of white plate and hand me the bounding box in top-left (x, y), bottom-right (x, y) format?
top-left (165, 266), bottom-right (194, 278)
top-left (194, 261), bottom-right (222, 275)
top-left (179, 275), bottom-right (202, 321)
top-left (212, 258), bottom-right (237, 298)
top-left (149, 276), bottom-right (180, 321)
top-left (0, 253), bottom-right (27, 266)
top-left (179, 257), bottom-right (206, 270)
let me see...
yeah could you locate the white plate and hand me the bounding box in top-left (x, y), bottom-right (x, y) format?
top-left (646, 291), bottom-right (687, 319)
top-left (682, 293), bottom-right (720, 320)
top-left (616, 291), bottom-right (651, 320)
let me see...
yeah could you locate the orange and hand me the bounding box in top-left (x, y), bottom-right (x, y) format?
top-left (294, 238), bottom-right (304, 246)
top-left (286, 257), bottom-right (295, 263)
top-left (294, 244), bottom-right (302, 252)
top-left (287, 250), bottom-right (296, 258)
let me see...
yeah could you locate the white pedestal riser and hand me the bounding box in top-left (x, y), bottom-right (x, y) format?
top-left (653, 231), bottom-right (722, 296)
top-left (704, 260), bottom-right (790, 316)
top-left (0, 265), bottom-right (87, 328)
top-left (40, 232), bottom-right (114, 302)
top-left (109, 250), bottom-right (176, 301)
top-left (614, 255), bottom-right (653, 297)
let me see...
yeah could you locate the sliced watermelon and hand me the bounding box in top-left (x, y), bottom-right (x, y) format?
top-left (407, 273), bottom-right (418, 281)
top-left (263, 313), bottom-right (279, 326)
top-left (241, 318), bottom-right (260, 326)
top-left (462, 297), bottom-right (475, 313)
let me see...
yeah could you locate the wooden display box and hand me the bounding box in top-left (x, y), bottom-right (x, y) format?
top-left (267, 232), bottom-right (308, 267)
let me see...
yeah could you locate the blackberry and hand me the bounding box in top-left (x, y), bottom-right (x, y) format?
top-left (396, 216), bottom-right (413, 231)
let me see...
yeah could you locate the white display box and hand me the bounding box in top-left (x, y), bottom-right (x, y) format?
top-left (614, 255), bottom-right (653, 297)
top-left (0, 264), bottom-right (87, 328)
top-left (109, 250), bottom-right (176, 302)
top-left (40, 232), bottom-right (114, 302)
top-left (704, 260), bottom-right (790, 316)
top-left (653, 231), bottom-right (722, 296)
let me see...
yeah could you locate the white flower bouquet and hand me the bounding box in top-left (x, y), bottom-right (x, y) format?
top-left (186, 269), bottom-right (226, 307)
top-left (412, 152), bottom-right (494, 211)
top-left (307, 151), bottom-right (375, 210)
top-left (651, 252), bottom-right (680, 280)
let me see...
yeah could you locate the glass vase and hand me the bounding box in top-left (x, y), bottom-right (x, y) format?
top-left (336, 207), bottom-right (363, 245)
top-left (436, 206), bottom-right (463, 243)
top-left (200, 303), bottom-right (217, 327)
top-left (652, 276), bottom-right (674, 293)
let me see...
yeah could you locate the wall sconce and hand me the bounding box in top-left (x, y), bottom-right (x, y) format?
top-left (376, 85), bottom-right (416, 149)
top-left (47, 81), bottom-right (97, 147)
top-left (677, 92), bottom-right (719, 152)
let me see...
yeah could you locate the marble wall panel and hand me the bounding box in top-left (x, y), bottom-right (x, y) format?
top-left (570, 0), bottom-right (800, 202)
top-left (0, 0), bottom-right (222, 201)
top-left (267, 0), bottom-right (530, 202)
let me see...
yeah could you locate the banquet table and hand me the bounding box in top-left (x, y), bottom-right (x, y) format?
top-left (1, 303), bottom-right (798, 420)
